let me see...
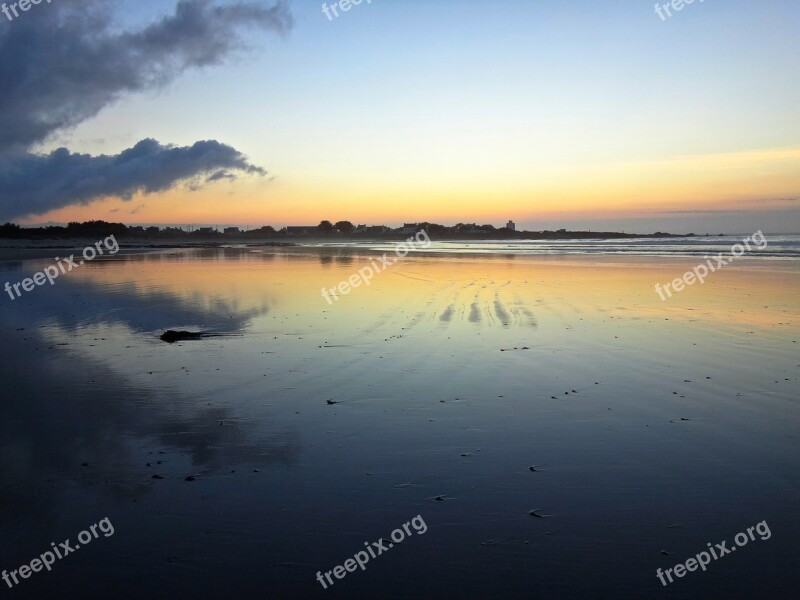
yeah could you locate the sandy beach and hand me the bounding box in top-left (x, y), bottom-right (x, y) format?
top-left (1, 247), bottom-right (798, 598)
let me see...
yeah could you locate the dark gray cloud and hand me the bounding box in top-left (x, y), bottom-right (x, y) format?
top-left (0, 0), bottom-right (291, 219)
top-left (0, 139), bottom-right (266, 220)
top-left (0, 0), bottom-right (292, 153)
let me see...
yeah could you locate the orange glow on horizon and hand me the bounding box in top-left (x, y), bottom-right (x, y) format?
top-left (24, 146), bottom-right (800, 227)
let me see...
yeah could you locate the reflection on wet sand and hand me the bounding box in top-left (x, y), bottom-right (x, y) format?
top-left (0, 248), bottom-right (797, 598)
top-left (0, 325), bottom-right (301, 530)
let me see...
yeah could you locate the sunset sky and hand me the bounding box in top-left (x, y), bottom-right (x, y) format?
top-left (3, 0), bottom-right (799, 233)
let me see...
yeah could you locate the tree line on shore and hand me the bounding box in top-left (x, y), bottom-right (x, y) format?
top-left (0, 220), bottom-right (686, 239)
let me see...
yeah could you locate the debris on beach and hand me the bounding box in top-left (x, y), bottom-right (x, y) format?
top-left (159, 329), bottom-right (233, 344)
top-left (159, 330), bottom-right (209, 343)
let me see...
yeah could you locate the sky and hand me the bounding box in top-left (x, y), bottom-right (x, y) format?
top-left (1, 0), bottom-right (799, 233)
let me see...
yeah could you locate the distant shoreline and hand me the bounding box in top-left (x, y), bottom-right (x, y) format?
top-left (0, 220), bottom-right (699, 242)
top-left (0, 232), bottom-right (696, 244)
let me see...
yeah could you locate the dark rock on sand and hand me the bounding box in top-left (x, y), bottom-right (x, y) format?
top-left (160, 330), bottom-right (208, 343)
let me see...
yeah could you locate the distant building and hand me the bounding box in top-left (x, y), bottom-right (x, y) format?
top-left (224, 227), bottom-right (241, 234)
top-left (400, 223), bottom-right (417, 235)
top-left (285, 226), bottom-right (317, 235)
top-left (197, 227), bottom-right (215, 234)
top-left (367, 225), bottom-right (390, 234)
top-left (506, 220), bottom-right (516, 231)
top-left (355, 224), bottom-right (368, 234)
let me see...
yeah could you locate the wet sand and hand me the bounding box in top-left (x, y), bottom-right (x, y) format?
top-left (0, 248), bottom-right (798, 599)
